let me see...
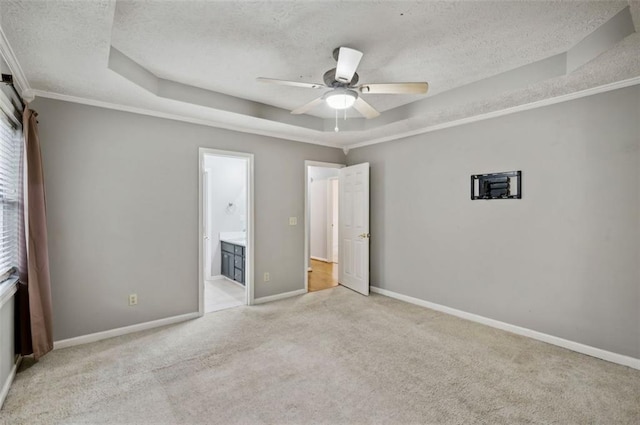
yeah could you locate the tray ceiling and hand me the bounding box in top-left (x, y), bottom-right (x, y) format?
top-left (0, 1), bottom-right (638, 148)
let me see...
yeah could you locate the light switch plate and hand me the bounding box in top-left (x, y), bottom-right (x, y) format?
top-left (289, 217), bottom-right (297, 225)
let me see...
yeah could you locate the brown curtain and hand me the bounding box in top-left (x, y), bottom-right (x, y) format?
top-left (16, 108), bottom-right (53, 360)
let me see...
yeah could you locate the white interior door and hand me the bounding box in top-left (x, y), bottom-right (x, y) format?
top-left (338, 163), bottom-right (370, 295)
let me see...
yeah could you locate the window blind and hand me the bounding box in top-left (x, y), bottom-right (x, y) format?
top-left (0, 94), bottom-right (21, 283)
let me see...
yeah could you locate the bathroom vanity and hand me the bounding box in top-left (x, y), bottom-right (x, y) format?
top-left (221, 239), bottom-right (245, 285)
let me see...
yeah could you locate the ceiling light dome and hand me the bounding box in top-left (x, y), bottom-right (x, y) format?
top-left (325, 89), bottom-right (358, 110)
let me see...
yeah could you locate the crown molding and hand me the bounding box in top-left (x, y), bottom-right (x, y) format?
top-left (0, 24), bottom-right (34, 102)
top-left (33, 75), bottom-right (640, 154)
top-left (344, 76), bottom-right (640, 150)
top-left (31, 89), bottom-right (341, 149)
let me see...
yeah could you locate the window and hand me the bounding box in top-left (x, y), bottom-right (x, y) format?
top-left (0, 97), bottom-right (21, 283)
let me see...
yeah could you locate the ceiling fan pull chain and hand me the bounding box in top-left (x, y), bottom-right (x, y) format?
top-left (334, 108), bottom-right (339, 132)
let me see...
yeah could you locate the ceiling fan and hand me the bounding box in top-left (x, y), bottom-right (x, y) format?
top-left (257, 47), bottom-right (429, 120)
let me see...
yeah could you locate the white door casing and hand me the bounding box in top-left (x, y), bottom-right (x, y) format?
top-left (198, 148), bottom-right (255, 315)
top-left (338, 163), bottom-right (370, 295)
top-left (328, 178), bottom-right (339, 264)
top-left (203, 170), bottom-right (212, 279)
top-left (304, 161), bottom-right (345, 292)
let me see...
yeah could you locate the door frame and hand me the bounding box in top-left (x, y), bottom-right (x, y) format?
top-left (202, 168), bottom-right (213, 281)
top-left (304, 160), bottom-right (345, 292)
top-left (199, 148), bottom-right (255, 316)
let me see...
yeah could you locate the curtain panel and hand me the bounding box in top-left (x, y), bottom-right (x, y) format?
top-left (16, 109), bottom-right (53, 360)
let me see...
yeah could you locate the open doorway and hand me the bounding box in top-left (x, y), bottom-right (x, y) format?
top-left (199, 148), bottom-right (254, 315)
top-left (305, 161), bottom-right (344, 292)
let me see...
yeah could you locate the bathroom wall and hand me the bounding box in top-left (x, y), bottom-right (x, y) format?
top-left (204, 155), bottom-right (248, 278)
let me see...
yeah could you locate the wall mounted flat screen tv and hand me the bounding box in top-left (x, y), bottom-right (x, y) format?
top-left (471, 171), bottom-right (521, 200)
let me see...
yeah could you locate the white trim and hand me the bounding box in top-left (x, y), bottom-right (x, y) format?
top-left (30, 90), bottom-right (339, 149)
top-left (53, 312), bottom-right (199, 350)
top-left (304, 161), bottom-right (345, 293)
top-left (0, 25), bottom-right (33, 101)
top-left (202, 168), bottom-right (211, 281)
top-left (310, 256), bottom-right (329, 262)
top-left (198, 148), bottom-right (254, 317)
top-left (0, 355), bottom-right (21, 409)
top-left (370, 287), bottom-right (640, 370)
top-left (253, 289), bottom-right (306, 305)
top-left (216, 275), bottom-right (247, 289)
top-left (348, 76), bottom-right (640, 150)
top-left (0, 277), bottom-right (18, 309)
top-left (29, 77), bottom-right (640, 151)
top-left (208, 275), bottom-right (225, 281)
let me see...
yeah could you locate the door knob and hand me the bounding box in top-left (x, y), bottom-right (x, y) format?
top-left (359, 233), bottom-right (370, 239)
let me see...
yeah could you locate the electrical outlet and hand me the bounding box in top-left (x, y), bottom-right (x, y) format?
top-left (129, 293), bottom-right (138, 306)
top-left (263, 272), bottom-right (270, 282)
top-left (289, 217), bottom-right (297, 226)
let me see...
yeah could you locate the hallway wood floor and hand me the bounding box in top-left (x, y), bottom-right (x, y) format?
top-left (308, 259), bottom-right (338, 292)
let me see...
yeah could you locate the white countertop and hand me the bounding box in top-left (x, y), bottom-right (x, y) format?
top-left (219, 231), bottom-right (246, 247)
top-left (220, 237), bottom-right (246, 247)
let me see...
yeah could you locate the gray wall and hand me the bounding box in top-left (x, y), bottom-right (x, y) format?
top-left (32, 98), bottom-right (345, 341)
top-left (347, 86), bottom-right (640, 359)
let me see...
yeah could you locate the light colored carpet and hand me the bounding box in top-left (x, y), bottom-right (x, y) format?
top-left (1, 286), bottom-right (638, 424)
top-left (205, 278), bottom-right (245, 313)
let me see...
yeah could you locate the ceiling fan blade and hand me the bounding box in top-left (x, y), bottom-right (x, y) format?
top-left (359, 82), bottom-right (429, 94)
top-left (257, 77), bottom-right (325, 89)
top-left (335, 47), bottom-right (363, 84)
top-left (352, 97), bottom-right (380, 119)
top-left (291, 96), bottom-right (325, 115)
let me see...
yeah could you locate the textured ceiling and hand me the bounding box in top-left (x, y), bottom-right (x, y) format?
top-left (110, 0), bottom-right (624, 116)
top-left (0, 0), bottom-right (638, 148)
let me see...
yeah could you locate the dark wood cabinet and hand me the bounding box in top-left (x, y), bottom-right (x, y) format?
top-left (221, 241), bottom-right (245, 286)
top-left (221, 251), bottom-right (233, 279)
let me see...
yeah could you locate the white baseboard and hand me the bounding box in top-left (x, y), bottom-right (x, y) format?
top-left (310, 256), bottom-right (329, 263)
top-left (0, 355), bottom-right (21, 409)
top-left (253, 289), bottom-right (306, 305)
top-left (53, 312), bottom-right (200, 350)
top-left (208, 274), bottom-right (246, 288)
top-left (224, 276), bottom-right (246, 288)
top-left (370, 286), bottom-right (640, 370)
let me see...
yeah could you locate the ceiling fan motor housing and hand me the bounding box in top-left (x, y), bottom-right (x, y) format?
top-left (323, 68), bottom-right (359, 87)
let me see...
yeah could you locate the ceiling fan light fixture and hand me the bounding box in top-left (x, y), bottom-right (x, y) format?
top-left (325, 89), bottom-right (358, 110)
